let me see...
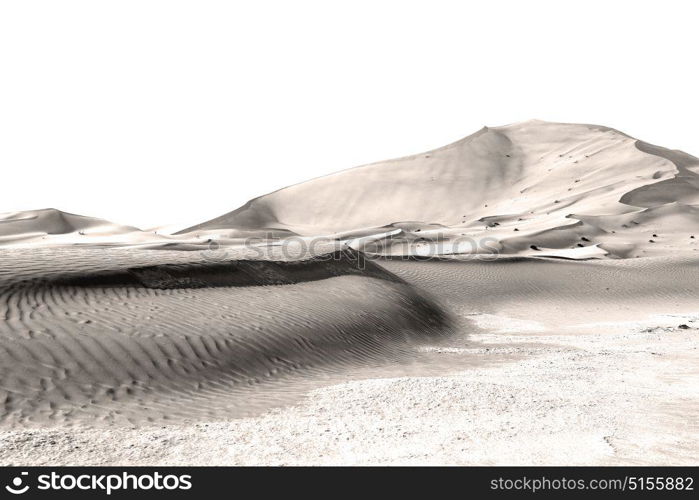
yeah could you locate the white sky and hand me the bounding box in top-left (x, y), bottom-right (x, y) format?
top-left (1, 1), bottom-right (698, 230)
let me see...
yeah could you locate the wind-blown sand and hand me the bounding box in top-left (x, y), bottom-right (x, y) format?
top-left (0, 121), bottom-right (697, 465)
top-left (0, 247), bottom-right (451, 427)
top-left (0, 209), bottom-right (161, 247)
top-left (0, 255), bottom-right (696, 465)
top-left (181, 120), bottom-right (699, 260)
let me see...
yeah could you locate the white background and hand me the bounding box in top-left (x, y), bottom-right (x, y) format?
top-left (1, 1), bottom-right (697, 230)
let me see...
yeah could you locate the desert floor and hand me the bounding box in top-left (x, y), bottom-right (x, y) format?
top-left (0, 251), bottom-right (697, 465)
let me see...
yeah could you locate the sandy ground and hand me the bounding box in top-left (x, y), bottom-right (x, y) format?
top-left (0, 255), bottom-right (697, 465)
top-left (1, 313), bottom-right (696, 465)
top-left (1, 120), bottom-right (698, 464)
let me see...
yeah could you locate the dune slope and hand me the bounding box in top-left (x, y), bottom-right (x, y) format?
top-left (0, 248), bottom-right (452, 427)
top-left (0, 209), bottom-right (150, 246)
top-left (182, 120), bottom-right (699, 259)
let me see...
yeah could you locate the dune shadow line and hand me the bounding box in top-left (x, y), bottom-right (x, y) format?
top-left (51, 248), bottom-right (400, 289)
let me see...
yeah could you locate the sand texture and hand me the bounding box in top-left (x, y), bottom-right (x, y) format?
top-left (0, 121), bottom-right (697, 465)
top-left (181, 121), bottom-right (699, 259)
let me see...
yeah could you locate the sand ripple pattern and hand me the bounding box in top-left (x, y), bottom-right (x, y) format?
top-left (0, 249), bottom-right (452, 427)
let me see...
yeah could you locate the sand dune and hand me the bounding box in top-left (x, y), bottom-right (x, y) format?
top-left (1, 252), bottom-right (697, 464)
top-left (4, 121), bottom-right (699, 259)
top-left (0, 121), bottom-right (697, 465)
top-left (182, 120), bottom-right (699, 259)
top-left (0, 208), bottom-right (159, 247)
top-left (0, 248), bottom-right (451, 427)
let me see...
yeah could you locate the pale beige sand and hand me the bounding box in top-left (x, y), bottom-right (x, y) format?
top-left (4, 121), bottom-right (699, 259)
top-left (0, 120), bottom-right (697, 465)
top-left (0, 255), bottom-right (696, 465)
top-left (182, 120), bottom-right (699, 259)
top-left (0, 247), bottom-right (450, 428)
top-left (0, 209), bottom-right (160, 247)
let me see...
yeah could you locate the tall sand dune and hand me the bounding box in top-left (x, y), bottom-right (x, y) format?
top-left (182, 120), bottom-right (699, 259)
top-left (0, 121), bottom-right (697, 465)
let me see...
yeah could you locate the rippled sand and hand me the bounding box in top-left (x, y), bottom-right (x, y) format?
top-left (0, 248), bottom-right (697, 464)
top-left (0, 247), bottom-right (452, 427)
